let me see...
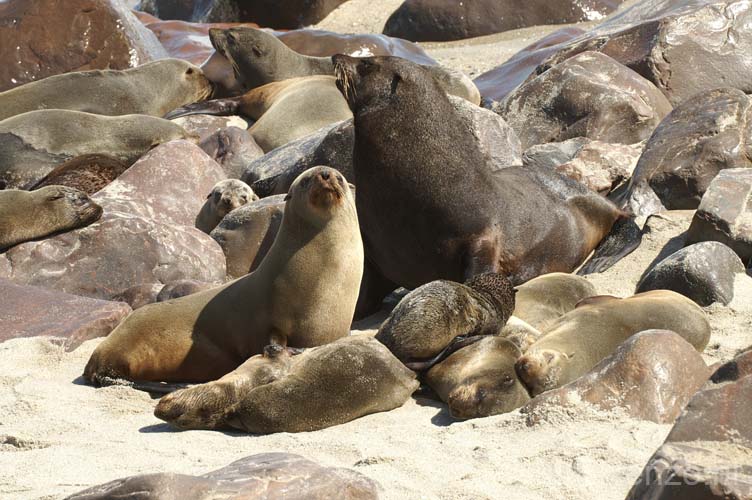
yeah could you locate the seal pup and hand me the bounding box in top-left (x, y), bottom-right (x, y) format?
top-left (84, 166), bottom-right (364, 383)
top-left (165, 76), bottom-right (352, 152)
top-left (332, 55), bottom-right (636, 317)
top-left (425, 336), bottom-right (530, 419)
top-left (0, 59), bottom-right (213, 121)
top-left (25, 154), bottom-right (129, 195)
top-left (208, 27), bottom-right (481, 104)
top-left (155, 336), bottom-right (419, 433)
top-left (514, 290), bottom-right (712, 396)
top-left (376, 273), bottom-right (516, 367)
top-left (508, 273), bottom-right (597, 331)
top-left (196, 179), bottom-right (258, 234)
top-left (0, 186), bottom-right (103, 251)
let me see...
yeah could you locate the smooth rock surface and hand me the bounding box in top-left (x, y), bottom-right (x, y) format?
top-left (199, 126), bottom-right (265, 179)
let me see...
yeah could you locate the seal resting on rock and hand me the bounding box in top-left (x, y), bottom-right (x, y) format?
top-left (195, 179), bottom-right (258, 234)
top-left (0, 186), bottom-right (102, 251)
top-left (155, 336), bottom-right (419, 433)
top-left (515, 290), bottom-right (712, 397)
top-left (332, 55), bottom-right (637, 317)
top-left (25, 154), bottom-right (129, 195)
top-left (84, 166), bottom-right (364, 384)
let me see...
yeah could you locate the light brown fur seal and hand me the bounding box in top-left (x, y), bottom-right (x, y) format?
top-left (515, 290), bottom-right (712, 396)
top-left (84, 166), bottom-right (364, 384)
top-left (195, 179), bottom-right (258, 234)
top-left (508, 273), bottom-right (597, 331)
top-left (0, 186), bottom-right (103, 251)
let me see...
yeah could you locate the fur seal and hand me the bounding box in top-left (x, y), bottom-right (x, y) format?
top-left (166, 76), bottom-right (353, 152)
top-left (84, 166), bottom-right (363, 383)
top-left (196, 179), bottom-right (258, 234)
top-left (514, 290), bottom-right (712, 397)
top-left (25, 154), bottom-right (129, 195)
top-left (332, 55), bottom-right (637, 317)
top-left (199, 126), bottom-right (265, 179)
top-left (375, 273), bottom-right (515, 367)
top-left (0, 59), bottom-right (212, 121)
top-left (208, 27), bottom-right (481, 104)
top-left (155, 336), bottom-right (419, 433)
top-left (0, 110), bottom-right (191, 189)
top-left (0, 186), bottom-right (103, 251)
top-left (425, 336), bottom-right (530, 419)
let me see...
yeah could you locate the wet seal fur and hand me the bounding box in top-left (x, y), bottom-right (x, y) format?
top-left (0, 186), bottom-right (103, 251)
top-left (84, 166), bottom-right (364, 384)
top-left (196, 179), bottom-right (258, 234)
top-left (515, 290), bottom-right (712, 397)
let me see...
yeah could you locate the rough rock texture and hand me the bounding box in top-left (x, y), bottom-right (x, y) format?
top-left (553, 140), bottom-right (643, 195)
top-left (522, 138), bottom-right (590, 171)
top-left (523, 330), bottom-right (710, 424)
top-left (619, 89), bottom-right (752, 216)
top-left (66, 452), bottom-right (379, 499)
top-left (199, 126), bottom-right (264, 179)
top-left (0, 279), bottom-right (130, 350)
top-left (637, 242), bottom-right (745, 306)
top-left (498, 51), bottom-right (671, 150)
top-left (172, 115), bottom-right (248, 143)
top-left (382, 0), bottom-right (623, 42)
top-left (0, 0), bottom-right (167, 92)
top-left (685, 168), bottom-right (752, 264)
top-left (211, 195), bottom-right (285, 278)
top-left (625, 348), bottom-right (752, 500)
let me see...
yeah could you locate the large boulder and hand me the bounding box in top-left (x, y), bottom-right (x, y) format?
top-left (618, 89), bottom-right (752, 216)
top-left (199, 126), bottom-right (265, 179)
top-left (382, 0), bottom-right (624, 42)
top-left (498, 51), bottom-right (671, 150)
top-left (66, 452), bottom-right (379, 499)
top-left (0, 0), bottom-right (167, 92)
top-left (685, 168), bottom-right (752, 264)
top-left (0, 279), bottom-right (130, 350)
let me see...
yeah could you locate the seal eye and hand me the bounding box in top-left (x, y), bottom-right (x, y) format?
top-left (252, 46), bottom-right (262, 57)
top-left (46, 193), bottom-right (65, 202)
top-left (186, 68), bottom-right (195, 75)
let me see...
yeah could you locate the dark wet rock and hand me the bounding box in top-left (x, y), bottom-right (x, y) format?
top-left (0, 279), bottom-right (131, 350)
top-left (685, 168), bottom-right (752, 264)
top-left (523, 330), bottom-right (710, 424)
top-left (711, 347), bottom-right (752, 383)
top-left (172, 115), bottom-right (249, 143)
top-left (211, 195), bottom-right (285, 278)
top-left (497, 51), bottom-right (671, 150)
top-left (618, 89), bottom-right (752, 216)
top-left (0, 0), bottom-right (167, 92)
top-left (66, 452), bottom-right (379, 499)
top-left (382, 0), bottom-right (623, 42)
top-left (637, 242), bottom-right (744, 306)
top-left (157, 279), bottom-right (215, 302)
top-left (199, 126), bottom-right (264, 179)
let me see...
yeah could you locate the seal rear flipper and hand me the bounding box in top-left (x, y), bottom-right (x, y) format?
top-left (405, 335), bottom-right (487, 372)
top-left (164, 98), bottom-right (241, 120)
top-left (577, 216), bottom-right (643, 276)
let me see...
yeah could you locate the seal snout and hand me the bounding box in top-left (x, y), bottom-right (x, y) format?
top-left (309, 168), bottom-right (345, 208)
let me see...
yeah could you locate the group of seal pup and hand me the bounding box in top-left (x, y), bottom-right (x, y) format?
top-left (0, 25), bottom-right (716, 433)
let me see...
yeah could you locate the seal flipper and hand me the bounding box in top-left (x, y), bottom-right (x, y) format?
top-left (164, 97), bottom-right (241, 120)
top-left (577, 216), bottom-right (643, 275)
top-left (405, 335), bottom-right (487, 372)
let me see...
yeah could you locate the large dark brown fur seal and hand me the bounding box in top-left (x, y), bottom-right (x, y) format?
top-left (332, 55), bottom-right (638, 316)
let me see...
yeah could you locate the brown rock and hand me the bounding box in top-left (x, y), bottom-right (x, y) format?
top-left (522, 330), bottom-right (710, 424)
top-left (711, 347), bottom-right (752, 383)
top-left (0, 0), bottom-right (167, 92)
top-left (554, 140), bottom-right (643, 195)
top-left (0, 279), bottom-right (131, 350)
top-left (65, 452), bottom-right (379, 499)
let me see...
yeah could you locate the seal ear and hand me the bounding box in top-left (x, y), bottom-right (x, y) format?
top-left (284, 192), bottom-right (292, 201)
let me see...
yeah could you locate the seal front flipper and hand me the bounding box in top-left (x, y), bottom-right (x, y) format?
top-left (164, 97), bottom-right (241, 120)
top-left (577, 216), bottom-right (643, 275)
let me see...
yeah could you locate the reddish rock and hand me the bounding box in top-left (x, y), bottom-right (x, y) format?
top-left (0, 279), bottom-right (131, 350)
top-left (0, 0), bottom-right (167, 92)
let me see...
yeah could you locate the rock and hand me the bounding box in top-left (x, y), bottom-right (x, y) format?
top-left (199, 127), bottom-right (265, 179)
top-left (498, 51), bottom-right (671, 150)
top-left (0, 0), bottom-right (167, 92)
top-left (637, 242), bottom-right (745, 306)
top-left (172, 115), bottom-right (249, 143)
top-left (211, 195), bottom-right (285, 278)
top-left (711, 346), bottom-right (752, 383)
top-left (685, 168), bottom-right (752, 264)
top-left (523, 330), bottom-right (710, 424)
top-left (382, 0), bottom-right (623, 42)
top-left (157, 279), bottom-right (215, 302)
top-left (619, 89), bottom-right (752, 216)
top-left (625, 348), bottom-right (752, 500)
top-left (112, 284), bottom-right (164, 310)
top-left (65, 452), bottom-right (379, 499)
top-left (522, 138), bottom-right (590, 171)
top-left (0, 279), bottom-right (131, 350)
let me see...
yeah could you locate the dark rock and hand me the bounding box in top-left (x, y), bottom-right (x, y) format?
top-left (0, 0), bottom-right (167, 92)
top-left (711, 347), bottom-right (752, 383)
top-left (498, 51), bottom-right (671, 150)
top-left (523, 330), bottom-right (710, 424)
top-left (637, 242), bottom-right (744, 306)
top-left (157, 279), bottom-right (215, 301)
top-left (382, 0), bottom-right (623, 42)
top-left (619, 89), bottom-right (752, 216)
top-left (199, 126), bottom-right (264, 179)
top-left (685, 168), bottom-right (752, 264)
top-left (0, 279), bottom-right (131, 350)
top-left (65, 452), bottom-right (379, 499)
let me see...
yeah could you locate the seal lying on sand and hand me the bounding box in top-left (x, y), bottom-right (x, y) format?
top-left (0, 186), bottom-right (103, 251)
top-left (154, 336), bottom-right (419, 434)
top-left (84, 166), bottom-right (363, 383)
top-left (195, 179), bottom-right (258, 234)
top-left (332, 55), bottom-right (638, 317)
top-left (0, 59), bottom-right (212, 121)
top-left (515, 290), bottom-right (712, 396)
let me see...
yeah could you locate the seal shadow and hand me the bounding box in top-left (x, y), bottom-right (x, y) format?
top-left (636, 230), bottom-right (688, 285)
top-left (414, 394), bottom-right (455, 427)
top-left (138, 423), bottom-right (248, 437)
